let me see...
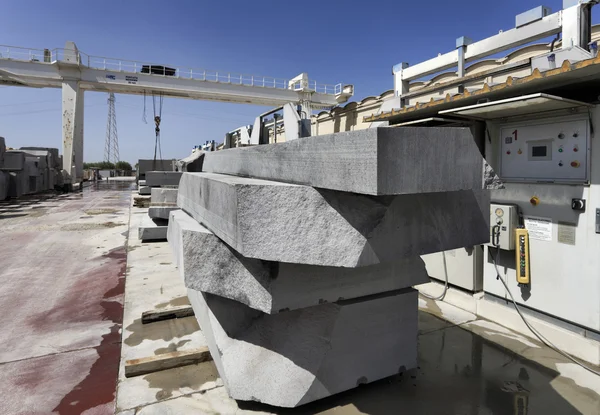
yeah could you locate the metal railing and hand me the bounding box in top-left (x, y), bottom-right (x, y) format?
top-left (0, 44), bottom-right (344, 95)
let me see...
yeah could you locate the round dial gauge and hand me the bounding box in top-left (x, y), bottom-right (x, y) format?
top-left (495, 208), bottom-right (504, 217)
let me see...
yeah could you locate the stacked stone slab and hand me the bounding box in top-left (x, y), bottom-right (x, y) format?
top-left (0, 142), bottom-right (63, 199)
top-left (168, 127), bottom-right (498, 407)
top-left (136, 158), bottom-right (176, 183)
top-left (138, 176), bottom-right (181, 241)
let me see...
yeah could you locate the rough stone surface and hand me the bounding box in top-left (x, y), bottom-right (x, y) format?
top-left (168, 209), bottom-right (428, 313)
top-left (151, 187), bottom-right (178, 204)
top-left (177, 150), bottom-right (205, 172)
top-left (178, 173), bottom-right (490, 267)
top-left (0, 171), bottom-right (8, 200)
top-left (148, 205), bottom-right (178, 220)
top-left (138, 186), bottom-right (151, 196)
top-left (202, 127), bottom-right (497, 195)
top-left (1, 151), bottom-right (25, 171)
top-left (145, 171), bottom-right (182, 187)
top-left (138, 216), bottom-right (168, 241)
top-left (187, 288), bottom-right (418, 407)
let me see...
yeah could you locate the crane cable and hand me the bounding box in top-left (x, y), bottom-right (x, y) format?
top-left (152, 92), bottom-right (164, 170)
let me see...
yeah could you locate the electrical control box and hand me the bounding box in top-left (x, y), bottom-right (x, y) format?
top-left (499, 117), bottom-right (589, 183)
top-left (488, 203), bottom-right (519, 250)
top-left (515, 228), bottom-right (530, 284)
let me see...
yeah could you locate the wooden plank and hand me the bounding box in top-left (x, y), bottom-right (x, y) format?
top-left (125, 347), bottom-right (212, 377)
top-left (141, 305), bottom-right (194, 324)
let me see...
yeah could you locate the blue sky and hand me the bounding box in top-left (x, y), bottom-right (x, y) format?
top-left (0, 0), bottom-right (592, 164)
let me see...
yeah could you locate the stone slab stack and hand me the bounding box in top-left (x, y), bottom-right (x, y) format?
top-left (167, 127), bottom-right (499, 407)
top-left (0, 142), bottom-right (63, 198)
top-left (138, 173), bottom-right (182, 241)
top-left (136, 158), bottom-right (176, 183)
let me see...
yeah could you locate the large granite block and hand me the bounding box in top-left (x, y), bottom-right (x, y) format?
top-left (177, 150), bottom-right (204, 172)
top-left (178, 173), bottom-right (490, 267)
top-left (137, 159), bottom-right (175, 178)
top-left (138, 216), bottom-right (168, 241)
top-left (0, 171), bottom-right (8, 200)
top-left (20, 147), bottom-right (60, 169)
top-left (188, 288), bottom-right (417, 407)
top-left (8, 171), bottom-right (25, 198)
top-left (168, 209), bottom-right (428, 313)
top-left (0, 137), bottom-right (5, 167)
top-left (148, 205), bottom-right (178, 219)
top-left (145, 171), bottom-right (183, 187)
top-left (138, 185), bottom-right (151, 195)
top-left (151, 187), bottom-right (178, 204)
top-left (202, 127), bottom-right (501, 195)
top-left (1, 151), bottom-right (25, 171)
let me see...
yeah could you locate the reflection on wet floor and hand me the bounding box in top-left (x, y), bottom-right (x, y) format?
top-left (0, 180), bottom-right (136, 216)
top-left (240, 313), bottom-right (595, 415)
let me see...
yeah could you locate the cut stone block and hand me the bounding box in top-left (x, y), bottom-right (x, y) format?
top-left (138, 216), bottom-right (168, 241)
top-left (20, 147), bottom-right (60, 169)
top-left (177, 150), bottom-right (204, 172)
top-left (1, 151), bottom-right (25, 171)
top-left (8, 171), bottom-right (25, 198)
top-left (0, 137), bottom-right (5, 167)
top-left (145, 171), bottom-right (182, 187)
top-left (168, 209), bottom-right (428, 313)
top-left (187, 288), bottom-right (418, 407)
top-left (148, 205), bottom-right (178, 220)
top-left (0, 171), bottom-right (8, 200)
top-left (178, 173), bottom-right (490, 267)
top-left (138, 186), bottom-right (151, 195)
top-left (138, 159), bottom-right (174, 172)
top-left (202, 127), bottom-right (501, 195)
top-left (151, 187), bottom-right (178, 204)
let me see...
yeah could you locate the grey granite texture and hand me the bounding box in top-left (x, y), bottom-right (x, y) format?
top-left (202, 127), bottom-right (501, 195)
top-left (168, 209), bottom-right (429, 313)
top-left (177, 172), bottom-right (490, 267)
top-left (187, 288), bottom-right (418, 407)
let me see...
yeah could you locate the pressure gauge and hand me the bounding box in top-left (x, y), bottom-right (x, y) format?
top-left (495, 207), bottom-right (504, 217)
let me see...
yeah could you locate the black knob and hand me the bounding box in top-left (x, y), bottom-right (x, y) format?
top-left (571, 199), bottom-right (586, 211)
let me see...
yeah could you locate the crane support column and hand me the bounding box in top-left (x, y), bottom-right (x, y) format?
top-left (62, 79), bottom-right (84, 184)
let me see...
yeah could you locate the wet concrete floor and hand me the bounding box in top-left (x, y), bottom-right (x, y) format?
top-left (218, 311), bottom-right (598, 415)
top-left (0, 181), bottom-right (134, 414)
top-left (0, 182), bottom-right (598, 414)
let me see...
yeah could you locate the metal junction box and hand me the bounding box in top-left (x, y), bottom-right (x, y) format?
top-left (488, 203), bottom-right (519, 250)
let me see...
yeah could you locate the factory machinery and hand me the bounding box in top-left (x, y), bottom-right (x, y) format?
top-left (361, 0), bottom-right (600, 368)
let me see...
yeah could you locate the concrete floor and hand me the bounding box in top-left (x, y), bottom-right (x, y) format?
top-left (0, 181), bottom-right (133, 414)
top-left (120, 194), bottom-right (600, 415)
top-left (1, 184), bottom-right (599, 414)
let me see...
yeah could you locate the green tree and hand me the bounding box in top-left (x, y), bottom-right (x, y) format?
top-left (115, 161), bottom-right (133, 171)
top-left (83, 161), bottom-right (115, 169)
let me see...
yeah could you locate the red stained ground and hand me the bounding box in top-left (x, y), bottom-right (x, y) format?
top-left (0, 181), bottom-right (133, 415)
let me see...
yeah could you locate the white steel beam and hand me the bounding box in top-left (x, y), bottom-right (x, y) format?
top-left (401, 12), bottom-right (562, 82)
top-left (0, 54), bottom-right (348, 109)
top-left (463, 12), bottom-right (562, 62)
